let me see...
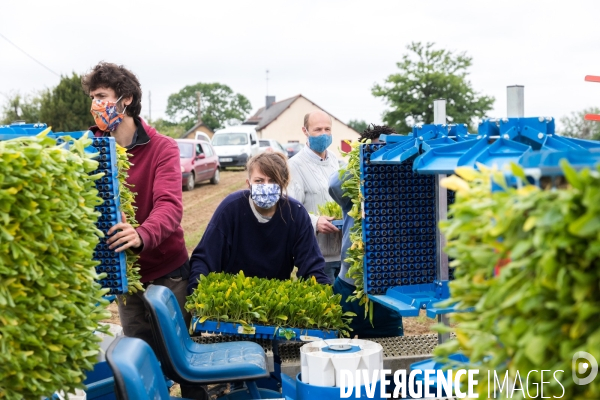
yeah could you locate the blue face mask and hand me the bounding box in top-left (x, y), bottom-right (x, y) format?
top-left (308, 133), bottom-right (332, 153)
top-left (251, 183), bottom-right (281, 209)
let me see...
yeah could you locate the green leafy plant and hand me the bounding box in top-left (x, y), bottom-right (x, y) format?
top-left (186, 271), bottom-right (355, 337)
top-left (434, 163), bottom-right (600, 399)
top-left (338, 139), bottom-right (373, 320)
top-left (317, 201), bottom-right (343, 219)
top-left (0, 129), bottom-right (111, 399)
top-left (115, 145), bottom-right (143, 293)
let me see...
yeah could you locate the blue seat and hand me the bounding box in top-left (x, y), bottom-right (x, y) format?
top-left (106, 336), bottom-right (183, 400)
top-left (142, 285), bottom-right (270, 396)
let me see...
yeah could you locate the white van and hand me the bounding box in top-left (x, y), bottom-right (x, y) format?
top-left (211, 125), bottom-right (260, 169)
top-left (194, 132), bottom-right (212, 143)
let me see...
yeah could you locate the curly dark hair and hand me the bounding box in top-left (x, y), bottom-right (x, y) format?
top-left (81, 62), bottom-right (142, 118)
top-left (359, 124), bottom-right (397, 141)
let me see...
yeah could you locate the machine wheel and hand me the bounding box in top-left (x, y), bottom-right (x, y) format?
top-left (184, 172), bottom-right (195, 191)
top-left (210, 168), bottom-right (220, 185)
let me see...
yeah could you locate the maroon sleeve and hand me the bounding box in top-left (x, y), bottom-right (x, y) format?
top-left (136, 140), bottom-right (183, 252)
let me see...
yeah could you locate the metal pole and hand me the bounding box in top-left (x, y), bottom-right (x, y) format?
top-left (433, 99), bottom-right (446, 125)
top-left (433, 99), bottom-right (450, 344)
top-left (507, 85), bottom-right (524, 118)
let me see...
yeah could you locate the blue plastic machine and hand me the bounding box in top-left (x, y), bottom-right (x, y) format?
top-left (359, 99), bottom-right (600, 323)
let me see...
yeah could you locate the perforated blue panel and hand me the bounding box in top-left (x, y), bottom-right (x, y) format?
top-left (361, 144), bottom-right (437, 295)
top-left (88, 137), bottom-right (128, 294)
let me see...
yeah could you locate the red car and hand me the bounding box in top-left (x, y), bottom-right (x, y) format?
top-left (176, 139), bottom-right (220, 191)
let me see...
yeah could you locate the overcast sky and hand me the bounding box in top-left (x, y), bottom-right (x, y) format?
top-left (1, 1), bottom-right (599, 131)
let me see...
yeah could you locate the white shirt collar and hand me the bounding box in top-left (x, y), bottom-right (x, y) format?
top-left (249, 196), bottom-right (271, 223)
top-left (305, 144), bottom-right (329, 162)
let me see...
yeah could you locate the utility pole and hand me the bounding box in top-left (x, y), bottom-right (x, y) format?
top-left (148, 91), bottom-right (151, 123)
top-left (196, 91), bottom-right (202, 124)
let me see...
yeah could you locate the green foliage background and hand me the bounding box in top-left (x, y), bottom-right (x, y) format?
top-left (1, 73), bottom-right (93, 132)
top-left (372, 42), bottom-right (494, 134)
top-left (559, 107), bottom-right (600, 140)
top-left (165, 82), bottom-right (252, 131)
top-left (348, 119), bottom-right (368, 135)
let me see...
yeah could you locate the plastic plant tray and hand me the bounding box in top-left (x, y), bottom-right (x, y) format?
top-left (192, 319), bottom-right (338, 341)
top-left (332, 219), bottom-right (343, 230)
top-left (369, 137), bottom-right (419, 164)
top-left (456, 138), bottom-right (531, 170)
top-left (413, 139), bottom-right (484, 175)
top-left (366, 280), bottom-right (467, 318)
top-left (517, 149), bottom-right (600, 179)
top-left (420, 136), bottom-right (458, 151)
top-left (88, 137), bottom-right (128, 295)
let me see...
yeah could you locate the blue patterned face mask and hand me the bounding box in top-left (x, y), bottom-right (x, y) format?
top-left (308, 133), bottom-right (332, 153)
top-left (251, 183), bottom-right (281, 209)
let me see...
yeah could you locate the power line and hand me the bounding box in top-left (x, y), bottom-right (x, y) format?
top-left (0, 32), bottom-right (60, 77)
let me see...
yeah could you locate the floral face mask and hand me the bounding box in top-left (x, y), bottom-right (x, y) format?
top-left (250, 183), bottom-right (281, 209)
top-left (90, 96), bottom-right (127, 132)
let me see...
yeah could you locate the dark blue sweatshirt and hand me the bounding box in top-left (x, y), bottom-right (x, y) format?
top-left (187, 190), bottom-right (330, 294)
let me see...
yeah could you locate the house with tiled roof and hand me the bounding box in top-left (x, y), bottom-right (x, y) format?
top-left (180, 121), bottom-right (214, 141)
top-left (243, 94), bottom-right (359, 157)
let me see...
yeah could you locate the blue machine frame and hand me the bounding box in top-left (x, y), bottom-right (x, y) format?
top-left (357, 117), bottom-right (600, 319)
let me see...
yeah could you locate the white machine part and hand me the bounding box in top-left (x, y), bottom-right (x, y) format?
top-left (300, 339), bottom-right (383, 387)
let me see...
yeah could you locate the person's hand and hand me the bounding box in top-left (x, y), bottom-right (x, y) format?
top-left (107, 212), bottom-right (143, 252)
top-left (317, 216), bottom-right (339, 234)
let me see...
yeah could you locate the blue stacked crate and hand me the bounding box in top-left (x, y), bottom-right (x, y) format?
top-left (88, 137), bottom-right (128, 295)
top-left (447, 189), bottom-right (456, 281)
top-left (361, 143), bottom-right (437, 296)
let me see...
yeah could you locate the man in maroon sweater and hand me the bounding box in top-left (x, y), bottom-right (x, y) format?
top-left (82, 63), bottom-right (190, 351)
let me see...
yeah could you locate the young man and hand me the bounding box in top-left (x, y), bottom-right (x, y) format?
top-left (287, 110), bottom-right (343, 283)
top-left (81, 62), bottom-right (190, 350)
top-left (329, 124), bottom-right (403, 337)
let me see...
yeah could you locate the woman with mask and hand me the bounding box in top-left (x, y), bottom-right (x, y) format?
top-left (81, 62), bottom-right (190, 354)
top-left (187, 152), bottom-right (330, 294)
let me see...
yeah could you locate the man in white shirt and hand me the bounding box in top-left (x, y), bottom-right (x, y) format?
top-left (288, 110), bottom-right (342, 283)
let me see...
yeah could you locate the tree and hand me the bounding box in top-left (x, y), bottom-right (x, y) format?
top-left (372, 42), bottom-right (494, 133)
top-left (152, 118), bottom-right (186, 139)
top-left (348, 119), bottom-right (368, 134)
top-left (38, 73), bottom-right (94, 132)
top-left (165, 83), bottom-right (252, 131)
top-left (1, 92), bottom-right (41, 124)
top-left (559, 107), bottom-right (600, 140)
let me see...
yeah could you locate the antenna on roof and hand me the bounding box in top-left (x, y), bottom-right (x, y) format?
top-left (266, 69), bottom-right (269, 96)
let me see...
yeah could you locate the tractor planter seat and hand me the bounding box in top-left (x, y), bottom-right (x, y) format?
top-left (106, 336), bottom-right (186, 400)
top-left (142, 285), bottom-right (270, 397)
